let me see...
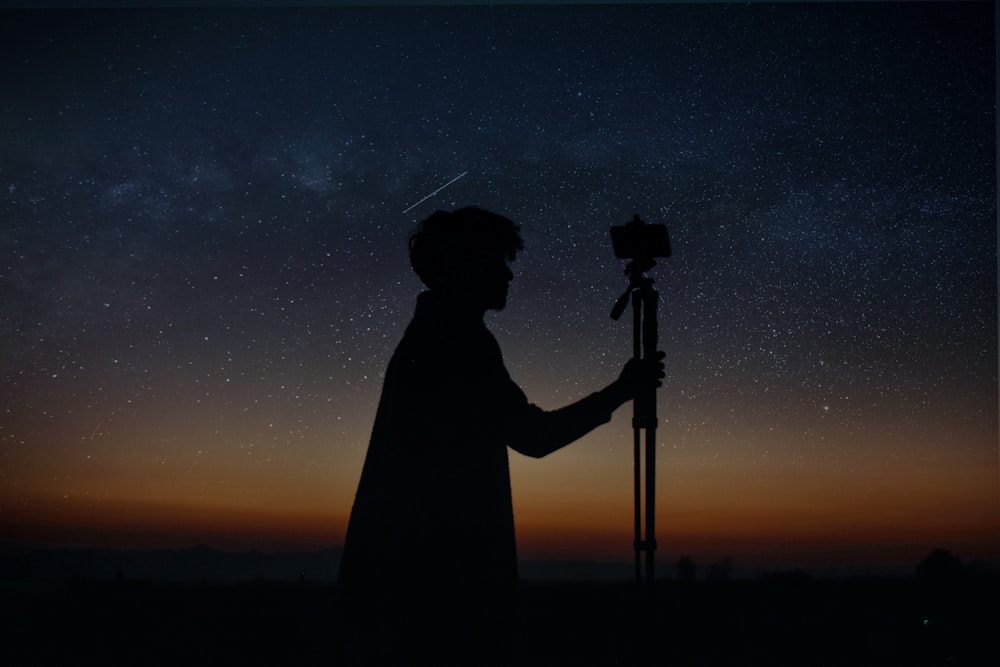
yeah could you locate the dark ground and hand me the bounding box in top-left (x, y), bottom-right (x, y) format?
top-left (2, 571), bottom-right (997, 666)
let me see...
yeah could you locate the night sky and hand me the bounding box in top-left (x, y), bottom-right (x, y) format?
top-left (2, 2), bottom-right (996, 573)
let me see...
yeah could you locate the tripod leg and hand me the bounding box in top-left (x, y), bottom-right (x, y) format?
top-left (634, 428), bottom-right (642, 582)
top-left (642, 283), bottom-right (659, 588)
top-left (631, 290), bottom-right (643, 583)
top-left (645, 426), bottom-right (656, 585)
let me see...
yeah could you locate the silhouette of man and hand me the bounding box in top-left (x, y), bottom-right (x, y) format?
top-left (336, 207), bottom-right (664, 665)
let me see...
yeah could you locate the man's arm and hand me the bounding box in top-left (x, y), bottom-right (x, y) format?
top-left (507, 354), bottom-right (664, 458)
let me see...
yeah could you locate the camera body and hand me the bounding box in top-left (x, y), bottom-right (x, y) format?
top-left (610, 215), bottom-right (671, 260)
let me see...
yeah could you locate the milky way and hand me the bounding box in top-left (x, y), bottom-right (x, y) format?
top-left (1, 3), bottom-right (995, 566)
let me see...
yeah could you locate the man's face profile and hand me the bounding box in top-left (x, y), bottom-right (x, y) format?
top-left (410, 207), bottom-right (523, 312)
top-left (447, 250), bottom-right (514, 312)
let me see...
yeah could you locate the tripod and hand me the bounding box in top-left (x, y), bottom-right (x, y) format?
top-left (610, 215), bottom-right (670, 662)
top-left (611, 256), bottom-right (660, 589)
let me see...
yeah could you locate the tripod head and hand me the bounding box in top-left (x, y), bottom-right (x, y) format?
top-left (610, 214), bottom-right (671, 261)
top-left (609, 215), bottom-right (670, 320)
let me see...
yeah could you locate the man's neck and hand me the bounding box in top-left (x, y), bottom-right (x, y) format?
top-left (418, 290), bottom-right (488, 322)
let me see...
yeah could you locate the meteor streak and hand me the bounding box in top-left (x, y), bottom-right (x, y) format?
top-left (402, 171), bottom-right (468, 213)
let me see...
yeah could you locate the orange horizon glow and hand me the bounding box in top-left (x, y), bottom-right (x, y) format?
top-left (5, 469), bottom-right (996, 572)
top-left (4, 418), bottom-right (998, 572)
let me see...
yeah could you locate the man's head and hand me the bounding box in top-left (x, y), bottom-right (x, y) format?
top-left (409, 207), bottom-right (523, 311)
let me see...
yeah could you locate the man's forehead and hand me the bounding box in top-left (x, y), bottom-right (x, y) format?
top-left (461, 251), bottom-right (508, 265)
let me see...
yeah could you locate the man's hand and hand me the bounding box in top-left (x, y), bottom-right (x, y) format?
top-left (616, 351), bottom-right (666, 399)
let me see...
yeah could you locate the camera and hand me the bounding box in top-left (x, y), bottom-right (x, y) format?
top-left (610, 215), bottom-right (671, 260)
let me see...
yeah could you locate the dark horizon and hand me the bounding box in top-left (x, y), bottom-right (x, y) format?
top-left (5, 541), bottom-right (997, 584)
top-left (3, 545), bottom-right (997, 665)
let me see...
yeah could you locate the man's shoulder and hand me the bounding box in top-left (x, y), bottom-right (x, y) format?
top-left (400, 317), bottom-right (499, 354)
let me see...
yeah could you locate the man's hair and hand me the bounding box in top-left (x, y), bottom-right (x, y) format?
top-left (409, 207), bottom-right (524, 289)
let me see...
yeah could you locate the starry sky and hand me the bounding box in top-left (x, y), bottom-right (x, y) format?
top-left (1, 2), bottom-right (997, 572)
